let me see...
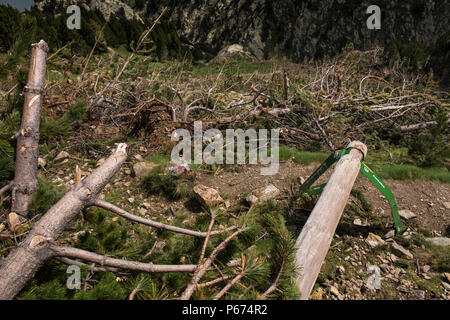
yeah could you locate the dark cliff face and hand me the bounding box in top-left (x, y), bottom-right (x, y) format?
top-left (33, 0), bottom-right (449, 62)
top-left (142, 0), bottom-right (449, 61)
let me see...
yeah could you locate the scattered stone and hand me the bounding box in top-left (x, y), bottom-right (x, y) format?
top-left (193, 184), bottom-right (224, 207)
top-left (379, 264), bottom-right (389, 273)
top-left (442, 282), bottom-right (450, 291)
top-left (124, 168), bottom-right (131, 175)
top-left (337, 265), bottom-right (346, 274)
top-left (127, 197), bottom-right (135, 204)
top-left (143, 202), bottom-right (152, 209)
top-left (411, 290), bottom-right (425, 299)
top-left (139, 207), bottom-right (148, 215)
top-left (425, 237), bottom-right (450, 246)
top-left (353, 218), bottom-right (368, 226)
top-left (310, 287), bottom-right (324, 300)
top-left (216, 44), bottom-right (252, 59)
top-left (365, 233), bottom-right (385, 248)
top-left (112, 217), bottom-right (119, 222)
top-left (8, 212), bottom-right (22, 232)
top-left (245, 184), bottom-right (280, 204)
top-left (422, 265), bottom-right (431, 273)
top-left (329, 286), bottom-right (343, 300)
top-left (398, 209), bottom-right (416, 220)
top-left (0, 223), bottom-right (5, 233)
top-left (224, 200), bottom-right (232, 208)
top-left (133, 162), bottom-right (157, 178)
top-left (38, 157), bottom-right (46, 168)
top-left (391, 242), bottom-right (413, 259)
top-left (54, 151), bottom-right (70, 163)
top-left (384, 230), bottom-right (395, 239)
top-left (134, 154), bottom-right (145, 162)
top-left (444, 273), bottom-right (450, 282)
top-left (245, 194), bottom-right (258, 204)
top-left (443, 201), bottom-right (450, 209)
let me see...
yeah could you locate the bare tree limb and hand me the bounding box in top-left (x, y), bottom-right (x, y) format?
top-left (56, 257), bottom-right (119, 273)
top-left (0, 182), bottom-right (12, 198)
top-left (50, 245), bottom-right (198, 273)
top-left (313, 117), bottom-right (335, 151)
top-left (259, 259), bottom-right (285, 299)
top-left (180, 229), bottom-right (246, 300)
top-left (396, 119), bottom-right (449, 132)
top-left (213, 271), bottom-right (245, 300)
top-left (198, 212), bottom-right (216, 263)
top-left (90, 199), bottom-right (236, 237)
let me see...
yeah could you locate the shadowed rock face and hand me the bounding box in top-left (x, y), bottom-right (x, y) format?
top-left (35, 0), bottom-right (449, 61)
top-left (152, 0), bottom-right (450, 61)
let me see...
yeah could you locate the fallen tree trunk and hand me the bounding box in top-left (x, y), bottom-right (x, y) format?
top-left (0, 142), bottom-right (240, 299)
top-left (294, 141), bottom-right (367, 300)
top-left (0, 144), bottom-right (127, 300)
top-left (10, 40), bottom-right (48, 216)
top-left (396, 118), bottom-right (450, 132)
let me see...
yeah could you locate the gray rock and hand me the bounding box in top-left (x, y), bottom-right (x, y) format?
top-left (246, 184), bottom-right (280, 204)
top-left (365, 233), bottom-right (385, 248)
top-left (193, 184), bottom-right (224, 207)
top-left (391, 242), bottom-right (413, 260)
top-left (411, 290), bottom-right (426, 299)
top-left (329, 286), bottom-right (343, 300)
top-left (384, 230), bottom-right (395, 239)
top-left (442, 282), bottom-right (450, 291)
top-left (353, 218), bottom-right (368, 227)
top-left (425, 237), bottom-right (450, 246)
top-left (217, 44), bottom-right (252, 59)
top-left (133, 162), bottom-right (157, 178)
top-left (398, 209), bottom-right (416, 220)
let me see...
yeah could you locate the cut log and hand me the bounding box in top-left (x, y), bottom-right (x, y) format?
top-left (10, 40), bottom-right (48, 216)
top-left (294, 141), bottom-right (367, 300)
top-left (0, 144), bottom-right (127, 300)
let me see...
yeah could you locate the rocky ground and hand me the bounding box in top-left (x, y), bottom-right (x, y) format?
top-left (28, 139), bottom-right (450, 300)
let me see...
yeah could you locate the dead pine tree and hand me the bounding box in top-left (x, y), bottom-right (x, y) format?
top-left (0, 40), bottom-right (48, 218)
top-left (0, 143), bottom-right (240, 300)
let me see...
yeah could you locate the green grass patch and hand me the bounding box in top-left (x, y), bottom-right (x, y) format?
top-left (142, 165), bottom-right (193, 200)
top-left (370, 164), bottom-right (450, 183)
top-left (276, 145), bottom-right (329, 164)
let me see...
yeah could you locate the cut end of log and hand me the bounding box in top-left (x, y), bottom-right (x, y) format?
top-left (347, 140), bottom-right (367, 158)
top-left (29, 235), bottom-right (48, 250)
top-left (32, 40), bottom-right (49, 53)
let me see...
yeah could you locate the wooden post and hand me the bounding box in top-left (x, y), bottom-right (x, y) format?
top-left (294, 141), bottom-right (367, 300)
top-left (11, 40), bottom-right (48, 216)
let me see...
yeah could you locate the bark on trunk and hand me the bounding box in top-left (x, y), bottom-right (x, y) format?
top-left (294, 141), bottom-right (367, 300)
top-left (0, 144), bottom-right (127, 300)
top-left (11, 40), bottom-right (48, 216)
